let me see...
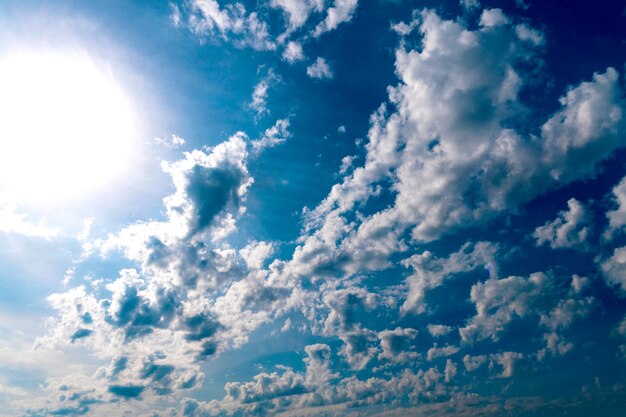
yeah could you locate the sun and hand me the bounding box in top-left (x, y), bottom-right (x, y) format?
top-left (0, 50), bottom-right (137, 206)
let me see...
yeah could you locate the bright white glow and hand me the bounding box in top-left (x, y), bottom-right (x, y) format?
top-left (0, 51), bottom-right (136, 205)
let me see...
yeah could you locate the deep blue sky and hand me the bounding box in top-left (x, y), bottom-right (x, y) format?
top-left (0, 0), bottom-right (626, 416)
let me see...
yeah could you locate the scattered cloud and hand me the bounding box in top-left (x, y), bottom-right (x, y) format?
top-left (534, 198), bottom-right (590, 249)
top-left (306, 57), bottom-right (333, 79)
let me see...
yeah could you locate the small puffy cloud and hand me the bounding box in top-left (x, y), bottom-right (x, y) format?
top-left (534, 198), bottom-right (589, 249)
top-left (401, 241), bottom-right (498, 315)
top-left (249, 69), bottom-right (279, 119)
top-left (604, 176), bottom-right (626, 239)
top-left (339, 329), bottom-right (378, 370)
top-left (251, 118), bottom-right (291, 153)
top-left (460, 0), bottom-right (480, 10)
top-left (282, 41), bottom-right (304, 63)
top-left (537, 332), bottom-right (573, 361)
top-left (240, 240), bottom-right (275, 269)
top-left (182, 0), bottom-right (276, 50)
top-left (460, 272), bottom-right (595, 345)
top-left (600, 246), bottom-right (626, 295)
top-left (462, 352), bottom-right (523, 378)
top-left (515, 24), bottom-right (544, 46)
top-left (479, 8), bottom-right (509, 27)
top-left (463, 354), bottom-right (488, 372)
top-left (270, 0), bottom-right (324, 32)
top-left (322, 286), bottom-right (377, 335)
top-left (428, 324), bottom-right (453, 337)
top-left (306, 57), bottom-right (333, 79)
top-left (338, 155), bottom-right (356, 175)
top-left (444, 359), bottom-right (457, 383)
top-left (377, 327), bottom-right (418, 363)
top-left (313, 0), bottom-right (358, 37)
top-left (224, 367), bottom-right (306, 404)
top-left (491, 351), bottom-right (523, 378)
top-left (427, 345), bottom-right (460, 361)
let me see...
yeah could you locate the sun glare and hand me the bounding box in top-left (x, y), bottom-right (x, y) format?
top-left (0, 51), bottom-right (136, 206)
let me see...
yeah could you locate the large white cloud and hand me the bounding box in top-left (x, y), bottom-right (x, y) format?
top-left (298, 8), bottom-right (624, 284)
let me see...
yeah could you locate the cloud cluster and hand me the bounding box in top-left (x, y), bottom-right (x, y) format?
top-left (173, 0), bottom-right (358, 76)
top-left (22, 5), bottom-right (626, 417)
top-left (301, 8), bottom-right (624, 282)
top-left (31, 134), bottom-right (265, 412)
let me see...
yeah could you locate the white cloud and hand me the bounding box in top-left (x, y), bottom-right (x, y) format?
top-left (444, 359), bottom-right (457, 383)
top-left (240, 241), bottom-right (275, 269)
top-left (339, 329), bottom-right (378, 370)
top-left (491, 351), bottom-right (523, 378)
top-left (537, 332), bottom-right (573, 360)
top-left (377, 327), bottom-right (418, 363)
top-left (604, 176), bottom-right (626, 239)
top-left (251, 118), bottom-right (291, 152)
top-left (249, 70), bottom-right (279, 119)
top-left (460, 272), bottom-right (595, 346)
top-left (426, 345), bottom-right (459, 361)
top-left (313, 0), bottom-right (358, 37)
top-left (463, 354), bottom-right (487, 372)
top-left (479, 8), bottom-right (509, 28)
top-left (307, 57), bottom-right (333, 79)
top-left (427, 324), bottom-right (453, 337)
top-left (534, 198), bottom-right (589, 249)
top-left (401, 241), bottom-right (498, 315)
top-left (270, 0), bottom-right (324, 32)
top-left (185, 0), bottom-right (276, 50)
top-left (295, 8), bottom-right (624, 291)
top-left (0, 205), bottom-right (59, 239)
top-left (460, 0), bottom-right (480, 10)
top-left (600, 246), bottom-right (626, 295)
top-left (35, 133), bottom-right (263, 409)
top-left (155, 134), bottom-right (186, 150)
top-left (282, 40), bottom-right (304, 63)
top-left (339, 155), bottom-right (356, 175)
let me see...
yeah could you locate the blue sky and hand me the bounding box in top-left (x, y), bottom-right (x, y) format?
top-left (0, 0), bottom-right (626, 416)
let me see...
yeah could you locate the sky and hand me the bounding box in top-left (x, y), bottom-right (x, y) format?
top-left (0, 0), bottom-right (625, 416)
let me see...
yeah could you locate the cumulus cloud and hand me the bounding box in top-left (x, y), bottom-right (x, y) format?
top-left (600, 246), bottom-right (626, 295)
top-left (377, 327), bottom-right (418, 363)
top-left (24, 5), bottom-right (626, 416)
top-left (427, 345), bottom-right (459, 361)
top-left (180, 0), bottom-right (276, 50)
top-left (36, 133), bottom-right (264, 408)
top-left (301, 8), bottom-right (625, 280)
top-left (249, 70), bottom-right (279, 119)
top-left (282, 40), bottom-right (304, 63)
top-left (270, 0), bottom-right (324, 32)
top-left (604, 176), bottom-right (626, 239)
top-left (401, 241), bottom-right (498, 315)
top-left (178, 344), bottom-right (449, 416)
top-left (250, 118), bottom-right (291, 153)
top-left (460, 272), bottom-right (595, 345)
top-left (313, 0), bottom-right (358, 37)
top-left (427, 324), bottom-right (453, 337)
top-left (306, 57), bottom-right (333, 79)
top-left (534, 198), bottom-right (590, 249)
